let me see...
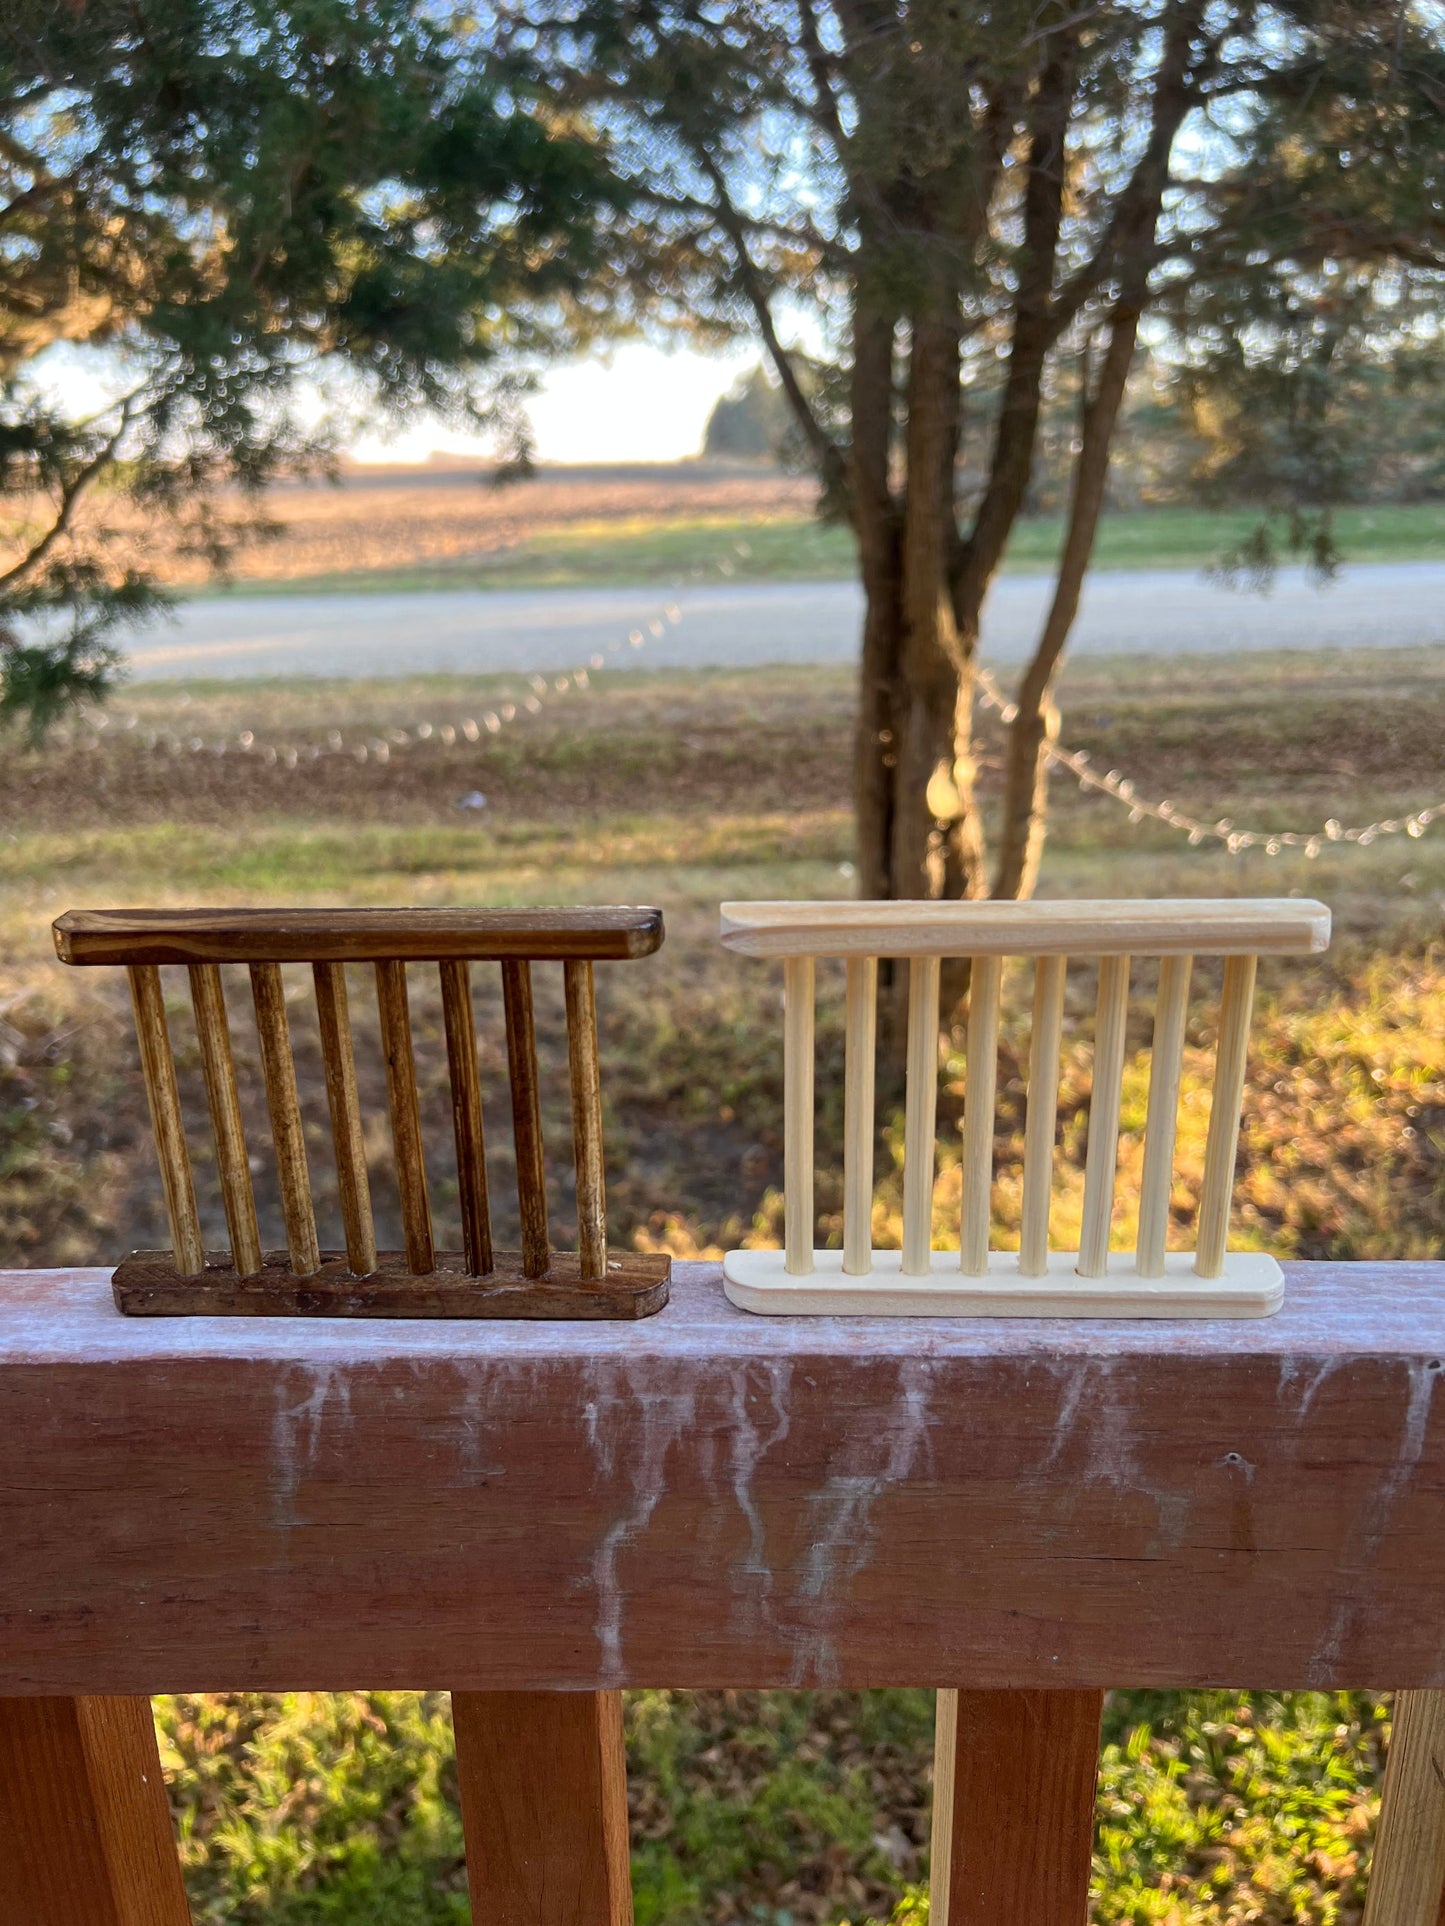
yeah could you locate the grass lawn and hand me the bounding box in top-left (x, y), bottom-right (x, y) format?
top-left (208, 501), bottom-right (1445, 595)
top-left (4, 646), bottom-right (1443, 1921)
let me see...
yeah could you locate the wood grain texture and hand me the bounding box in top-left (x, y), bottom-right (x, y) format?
top-left (312, 961), bottom-right (377, 1277)
top-left (1078, 954), bottom-right (1130, 1279)
top-left (502, 959), bottom-right (551, 1279)
top-left (719, 898), bottom-right (1330, 959)
top-left (933, 1690), bottom-right (1102, 1926)
top-left (112, 1249), bottom-right (669, 1319)
top-left (187, 964), bottom-right (262, 1277)
top-left (248, 962), bottom-right (320, 1277)
top-left (452, 1691), bottom-right (632, 1926)
top-left (55, 906), bottom-right (664, 966)
top-left (4, 1259), bottom-right (1445, 1693)
top-left (565, 961), bottom-right (607, 1280)
top-left (1196, 953), bottom-right (1259, 1279)
top-left (375, 960), bottom-right (434, 1274)
top-left (1020, 956), bottom-right (1067, 1277)
top-left (903, 955), bottom-right (941, 1277)
top-left (439, 959), bottom-right (493, 1279)
top-left (1363, 1690), bottom-right (1445, 1926)
top-left (843, 956), bottom-right (878, 1275)
top-left (784, 955), bottom-right (816, 1277)
top-left (1136, 954), bottom-right (1192, 1279)
top-left (125, 966), bottom-right (204, 1278)
top-left (0, 1695), bottom-right (191, 1926)
top-left (958, 956), bottom-right (1002, 1277)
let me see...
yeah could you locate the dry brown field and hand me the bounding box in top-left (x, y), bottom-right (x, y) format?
top-left (0, 460), bottom-right (812, 587)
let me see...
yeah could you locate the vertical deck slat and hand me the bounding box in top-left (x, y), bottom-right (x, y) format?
top-left (452, 1690), bottom-right (632, 1926)
top-left (187, 964), bottom-right (262, 1276)
top-left (931, 1688), bottom-right (1102, 1926)
top-left (1136, 953), bottom-right (1193, 1278)
top-left (0, 1694), bottom-right (193, 1926)
top-left (783, 955), bottom-right (816, 1276)
top-left (440, 959), bottom-right (493, 1279)
top-left (565, 960), bottom-right (607, 1279)
top-left (843, 955), bottom-right (878, 1275)
top-left (902, 954), bottom-right (941, 1277)
top-left (313, 961), bottom-right (377, 1278)
top-left (249, 962), bottom-right (321, 1277)
top-left (1195, 952), bottom-right (1258, 1279)
top-left (1363, 1690), bottom-right (1445, 1926)
top-left (959, 955), bottom-right (1002, 1277)
top-left (1020, 955), bottom-right (1067, 1277)
top-left (375, 959), bottom-right (434, 1275)
top-left (127, 965), bottom-right (205, 1278)
top-left (502, 958), bottom-right (550, 1279)
top-left (1078, 953), bottom-right (1131, 1279)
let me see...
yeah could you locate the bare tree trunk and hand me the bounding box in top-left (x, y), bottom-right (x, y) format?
top-left (991, 0), bottom-right (1207, 900)
top-left (849, 287), bottom-right (901, 902)
top-left (993, 312), bottom-right (1141, 899)
top-left (893, 298), bottom-right (979, 903)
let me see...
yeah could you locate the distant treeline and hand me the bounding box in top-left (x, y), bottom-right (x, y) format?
top-left (705, 355), bottom-right (1445, 511)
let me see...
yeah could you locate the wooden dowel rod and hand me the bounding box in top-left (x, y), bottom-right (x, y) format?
top-left (1020, 956), bottom-right (1067, 1278)
top-left (1195, 952), bottom-right (1258, 1279)
top-left (126, 965), bottom-right (204, 1278)
top-left (439, 959), bottom-right (493, 1279)
top-left (959, 954), bottom-right (1002, 1277)
top-left (375, 959), bottom-right (434, 1275)
top-left (902, 954), bottom-right (941, 1278)
top-left (565, 960), bottom-right (606, 1279)
top-left (249, 962), bottom-right (320, 1277)
top-left (502, 958), bottom-right (550, 1279)
top-left (187, 964), bottom-right (261, 1277)
top-left (1078, 953), bottom-right (1130, 1279)
top-left (843, 955), bottom-right (877, 1276)
top-left (313, 961), bottom-right (377, 1278)
top-left (1135, 953), bottom-right (1192, 1278)
top-left (783, 955), bottom-right (816, 1277)
top-left (1363, 1690), bottom-right (1445, 1926)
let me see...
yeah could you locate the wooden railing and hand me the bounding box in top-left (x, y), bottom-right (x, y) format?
top-left (0, 1257), bottom-right (1443, 1924)
top-left (8, 898), bottom-right (1443, 1926)
top-left (719, 898), bottom-right (1330, 1317)
top-left (51, 906), bottom-right (670, 1318)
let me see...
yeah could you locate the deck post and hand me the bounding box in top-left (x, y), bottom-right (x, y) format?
top-left (0, 1694), bottom-right (191, 1926)
top-left (452, 1689), bottom-right (632, 1926)
top-left (931, 1688), bottom-right (1101, 1926)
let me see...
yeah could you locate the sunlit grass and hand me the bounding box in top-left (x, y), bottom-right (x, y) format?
top-left (209, 501), bottom-right (1445, 593)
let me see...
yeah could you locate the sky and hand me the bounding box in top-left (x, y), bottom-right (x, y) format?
top-left (350, 341), bottom-right (752, 466)
top-left (38, 338), bottom-right (754, 469)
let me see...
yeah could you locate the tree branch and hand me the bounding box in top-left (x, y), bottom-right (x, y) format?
top-left (949, 22), bottom-right (1084, 627)
top-left (695, 147), bottom-right (848, 496)
top-left (992, 0), bottom-right (1214, 899)
top-left (0, 392), bottom-right (142, 593)
top-left (796, 0), bottom-right (850, 158)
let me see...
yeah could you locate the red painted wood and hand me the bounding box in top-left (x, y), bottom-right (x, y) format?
top-left (1, 1262), bottom-right (1443, 1693)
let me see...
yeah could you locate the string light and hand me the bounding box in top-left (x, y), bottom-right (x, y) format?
top-left (57, 599), bottom-right (689, 765)
top-left (973, 667), bottom-right (1444, 858)
top-left (49, 551), bottom-right (1438, 861)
